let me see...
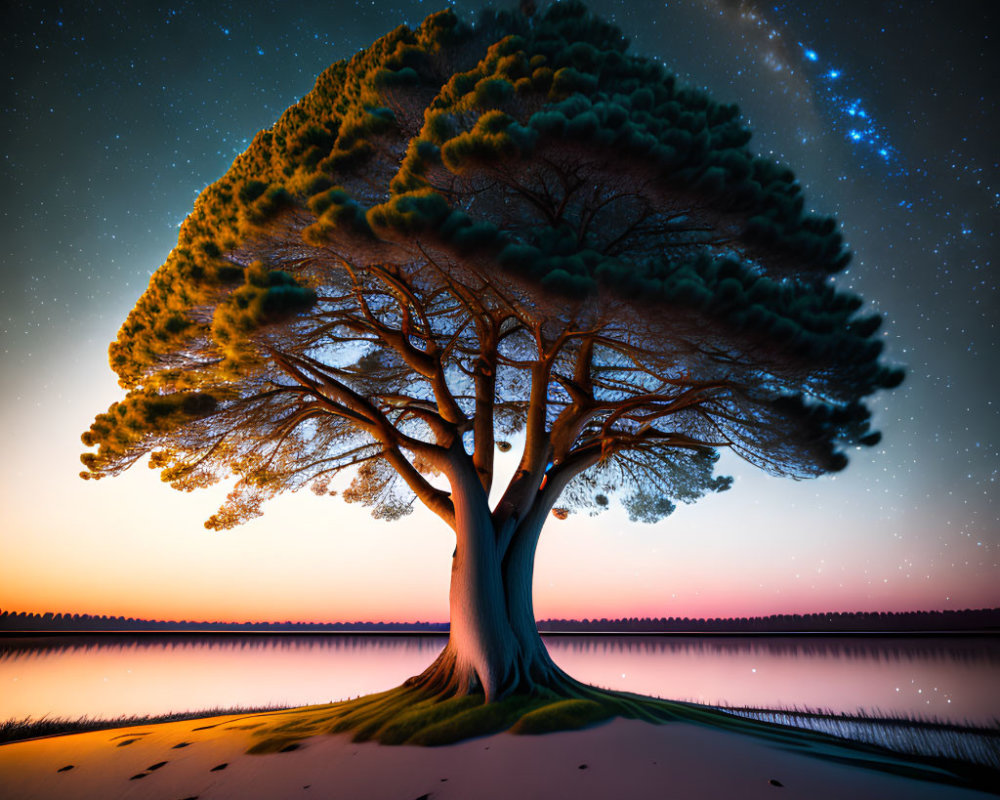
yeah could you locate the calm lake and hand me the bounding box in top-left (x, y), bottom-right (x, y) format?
top-left (2, 634), bottom-right (998, 726)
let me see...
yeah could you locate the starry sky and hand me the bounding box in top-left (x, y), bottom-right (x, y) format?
top-left (1, 1), bottom-right (996, 624)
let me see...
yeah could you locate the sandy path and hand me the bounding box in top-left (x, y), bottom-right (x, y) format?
top-left (0, 713), bottom-right (993, 799)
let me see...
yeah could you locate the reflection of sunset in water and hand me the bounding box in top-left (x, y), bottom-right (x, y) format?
top-left (546, 636), bottom-right (1000, 723)
top-left (1, 636), bottom-right (444, 720)
top-left (3, 635), bottom-right (997, 725)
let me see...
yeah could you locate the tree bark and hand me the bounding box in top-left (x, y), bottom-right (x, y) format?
top-left (500, 463), bottom-right (591, 691)
top-left (502, 516), bottom-right (566, 686)
top-left (407, 462), bottom-right (572, 701)
top-left (410, 462), bottom-right (520, 701)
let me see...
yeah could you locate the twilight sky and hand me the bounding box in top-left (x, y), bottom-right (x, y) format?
top-left (1, 0), bottom-right (996, 623)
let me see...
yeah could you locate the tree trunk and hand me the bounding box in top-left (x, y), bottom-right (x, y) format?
top-left (407, 466), bottom-right (572, 701)
top-left (502, 514), bottom-right (568, 687)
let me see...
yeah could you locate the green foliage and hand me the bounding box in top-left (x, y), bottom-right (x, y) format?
top-left (304, 186), bottom-right (372, 243)
top-left (439, 110), bottom-right (537, 172)
top-left (109, 0), bottom-right (857, 382)
top-left (83, 1), bottom-right (902, 518)
top-left (211, 261), bottom-right (316, 366)
top-left (366, 187), bottom-right (451, 234)
top-left (239, 184), bottom-right (295, 230)
top-left (80, 390), bottom-right (217, 477)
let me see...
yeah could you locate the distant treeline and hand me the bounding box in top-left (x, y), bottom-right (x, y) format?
top-left (0, 611), bottom-right (446, 633)
top-left (1, 608), bottom-right (997, 633)
top-left (535, 609), bottom-right (1000, 633)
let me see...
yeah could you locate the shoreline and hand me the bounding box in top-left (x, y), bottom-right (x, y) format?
top-left (4, 629), bottom-right (999, 637)
top-left (5, 702), bottom-right (997, 750)
top-left (1, 710), bottom-right (996, 800)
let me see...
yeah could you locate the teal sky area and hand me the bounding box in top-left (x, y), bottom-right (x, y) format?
top-left (1, 1), bottom-right (996, 623)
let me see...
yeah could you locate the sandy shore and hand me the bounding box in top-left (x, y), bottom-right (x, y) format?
top-left (0, 711), bottom-right (993, 800)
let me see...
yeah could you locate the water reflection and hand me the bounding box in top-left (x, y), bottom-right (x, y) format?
top-left (2, 634), bottom-right (997, 725)
top-left (544, 635), bottom-right (1000, 725)
top-left (0, 634), bottom-right (446, 722)
top-left (543, 634), bottom-right (1000, 666)
top-left (0, 634), bottom-right (444, 658)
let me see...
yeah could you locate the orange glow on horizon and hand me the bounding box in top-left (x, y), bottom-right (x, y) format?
top-left (1, 353), bottom-right (996, 625)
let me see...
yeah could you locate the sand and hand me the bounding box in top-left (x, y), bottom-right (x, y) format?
top-left (0, 711), bottom-right (994, 800)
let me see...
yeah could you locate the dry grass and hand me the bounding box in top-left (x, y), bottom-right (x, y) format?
top-left (0, 705), bottom-right (283, 744)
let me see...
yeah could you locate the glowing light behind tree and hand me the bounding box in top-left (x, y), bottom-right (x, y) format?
top-left (81, 2), bottom-right (901, 701)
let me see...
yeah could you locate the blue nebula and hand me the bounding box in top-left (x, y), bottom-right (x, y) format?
top-left (797, 43), bottom-right (906, 176)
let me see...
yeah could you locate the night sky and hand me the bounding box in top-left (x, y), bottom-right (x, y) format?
top-left (1, 1), bottom-right (996, 622)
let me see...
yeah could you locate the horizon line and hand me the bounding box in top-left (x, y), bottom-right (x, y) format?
top-left (3, 607), bottom-right (998, 628)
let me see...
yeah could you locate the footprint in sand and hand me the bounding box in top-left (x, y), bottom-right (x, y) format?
top-left (129, 762), bottom-right (168, 781)
top-left (172, 741), bottom-right (192, 749)
top-left (111, 732), bottom-right (150, 745)
top-left (57, 765), bottom-right (75, 772)
top-left (210, 763), bottom-right (228, 772)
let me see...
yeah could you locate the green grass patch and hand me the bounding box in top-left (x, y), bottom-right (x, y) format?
top-left (510, 698), bottom-right (614, 735)
top-left (368, 694), bottom-right (483, 744)
top-left (405, 693), bottom-right (545, 746)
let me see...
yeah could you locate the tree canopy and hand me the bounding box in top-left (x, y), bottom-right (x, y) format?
top-left (81, 1), bottom-right (902, 534)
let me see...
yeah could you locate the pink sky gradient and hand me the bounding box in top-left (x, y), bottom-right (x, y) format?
top-left (0, 340), bottom-right (994, 624)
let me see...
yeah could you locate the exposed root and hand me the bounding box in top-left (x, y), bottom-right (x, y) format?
top-left (239, 664), bottom-right (782, 753)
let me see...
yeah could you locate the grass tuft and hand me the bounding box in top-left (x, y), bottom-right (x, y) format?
top-left (510, 699), bottom-right (614, 735)
top-left (368, 694), bottom-right (483, 745)
top-left (405, 694), bottom-right (542, 746)
top-left (0, 706), bottom-right (282, 745)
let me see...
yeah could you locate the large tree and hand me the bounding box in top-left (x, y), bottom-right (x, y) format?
top-left (82, 3), bottom-right (901, 705)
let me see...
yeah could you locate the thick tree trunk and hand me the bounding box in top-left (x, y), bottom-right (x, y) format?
top-left (407, 467), bottom-right (572, 701)
top-left (444, 512), bottom-right (519, 700)
top-left (502, 515), bottom-right (567, 687)
top-left (410, 464), bottom-right (519, 701)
